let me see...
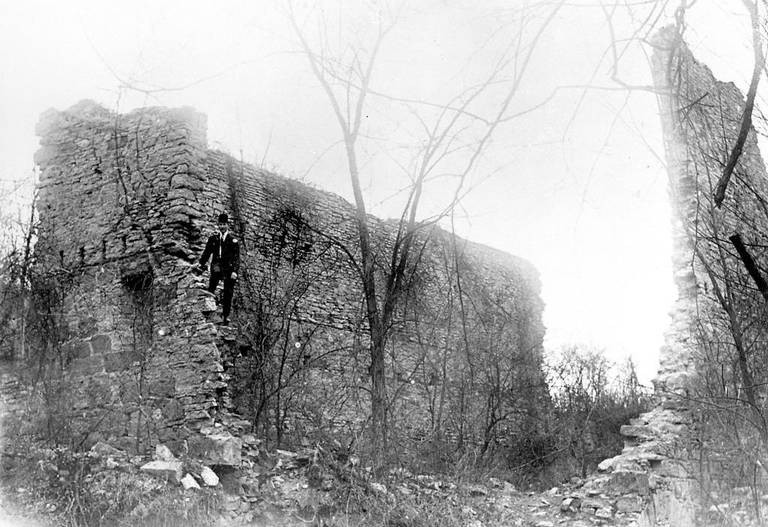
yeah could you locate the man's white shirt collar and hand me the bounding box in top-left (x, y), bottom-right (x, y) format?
top-left (219, 231), bottom-right (228, 258)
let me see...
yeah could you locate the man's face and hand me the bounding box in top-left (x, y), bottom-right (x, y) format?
top-left (218, 222), bottom-right (228, 234)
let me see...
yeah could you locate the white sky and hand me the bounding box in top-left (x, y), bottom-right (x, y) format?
top-left (0, 1), bottom-right (758, 384)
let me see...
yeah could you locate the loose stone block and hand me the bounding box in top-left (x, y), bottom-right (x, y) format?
top-left (90, 441), bottom-right (126, 458)
top-left (188, 429), bottom-right (242, 466)
top-left (154, 443), bottom-right (176, 462)
top-left (200, 466), bottom-right (219, 486)
top-left (181, 473), bottom-right (200, 490)
top-left (140, 460), bottom-right (183, 482)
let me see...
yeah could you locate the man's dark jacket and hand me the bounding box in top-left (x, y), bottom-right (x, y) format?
top-left (199, 232), bottom-right (240, 275)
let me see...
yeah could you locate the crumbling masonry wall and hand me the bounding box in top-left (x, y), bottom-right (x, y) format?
top-left (206, 149), bottom-right (548, 444)
top-left (651, 28), bottom-right (768, 403)
top-left (27, 100), bottom-right (547, 454)
top-left (650, 25), bottom-right (768, 516)
top-left (31, 102), bottom-right (229, 454)
top-left (572, 28), bottom-right (768, 526)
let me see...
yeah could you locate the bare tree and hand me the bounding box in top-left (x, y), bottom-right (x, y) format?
top-left (545, 347), bottom-right (650, 479)
top-left (288, 0), bottom-right (565, 460)
top-left (228, 186), bottom-right (355, 447)
top-left (0, 176), bottom-right (38, 361)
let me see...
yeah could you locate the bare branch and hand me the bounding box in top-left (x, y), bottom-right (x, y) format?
top-left (729, 233), bottom-right (768, 303)
top-left (713, 0), bottom-right (764, 208)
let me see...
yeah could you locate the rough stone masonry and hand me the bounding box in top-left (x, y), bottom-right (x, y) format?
top-left (25, 98), bottom-right (547, 457)
top-left (2, 24), bottom-right (763, 527)
top-left (567, 27), bottom-right (768, 527)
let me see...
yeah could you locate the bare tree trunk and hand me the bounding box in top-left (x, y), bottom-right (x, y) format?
top-left (729, 233), bottom-right (768, 302)
top-left (713, 0), bottom-right (763, 208)
top-left (289, 0), bottom-right (564, 464)
top-left (18, 191), bottom-right (37, 360)
top-left (694, 244), bottom-right (768, 446)
top-left (290, 9), bottom-right (392, 456)
top-left (434, 303), bottom-right (453, 441)
top-left (369, 329), bottom-right (388, 453)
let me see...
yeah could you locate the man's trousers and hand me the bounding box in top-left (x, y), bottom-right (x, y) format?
top-left (208, 271), bottom-right (236, 320)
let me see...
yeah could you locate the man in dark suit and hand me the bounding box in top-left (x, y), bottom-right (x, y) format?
top-left (199, 213), bottom-right (240, 325)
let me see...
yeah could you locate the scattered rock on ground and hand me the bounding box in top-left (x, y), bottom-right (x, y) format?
top-left (140, 460), bottom-right (183, 483)
top-left (189, 427), bottom-right (242, 466)
top-left (561, 496), bottom-right (581, 512)
top-left (595, 507), bottom-right (613, 519)
top-left (154, 444), bottom-right (176, 462)
top-left (466, 484), bottom-right (488, 497)
top-left (89, 441), bottom-right (125, 458)
top-left (181, 473), bottom-right (201, 490)
top-left (370, 482), bottom-right (387, 494)
top-left (200, 466), bottom-right (220, 486)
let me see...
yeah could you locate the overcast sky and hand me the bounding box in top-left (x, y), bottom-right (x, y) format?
top-left (0, 1), bottom-right (759, 383)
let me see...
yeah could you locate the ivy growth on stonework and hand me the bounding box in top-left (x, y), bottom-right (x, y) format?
top-left (263, 206), bottom-right (315, 268)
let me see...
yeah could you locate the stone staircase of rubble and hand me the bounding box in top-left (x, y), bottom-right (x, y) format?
top-left (549, 402), bottom-right (697, 526)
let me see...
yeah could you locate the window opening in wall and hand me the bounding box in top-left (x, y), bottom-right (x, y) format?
top-left (120, 269), bottom-right (154, 362)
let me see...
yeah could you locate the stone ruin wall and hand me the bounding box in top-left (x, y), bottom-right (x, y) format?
top-left (23, 100), bottom-right (547, 455)
top-left (567, 28), bottom-right (768, 527)
top-left (651, 28), bottom-right (768, 402)
top-left (5, 26), bottom-right (763, 526)
top-left (208, 148), bottom-right (547, 439)
top-left (31, 102), bottom-right (230, 456)
top-left (649, 26), bottom-right (768, 521)
top-left (8, 24), bottom-right (768, 525)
